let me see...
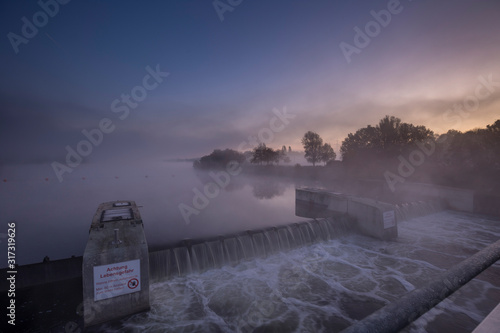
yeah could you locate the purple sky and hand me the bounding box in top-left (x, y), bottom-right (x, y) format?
top-left (1, 0), bottom-right (499, 167)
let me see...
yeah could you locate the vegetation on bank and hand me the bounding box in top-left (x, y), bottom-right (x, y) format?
top-left (339, 116), bottom-right (499, 190)
top-left (193, 149), bottom-right (245, 170)
top-left (301, 131), bottom-right (336, 166)
top-left (250, 143), bottom-right (290, 165)
top-left (193, 116), bottom-right (500, 191)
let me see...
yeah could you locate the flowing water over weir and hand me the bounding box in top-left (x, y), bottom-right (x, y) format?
top-left (394, 199), bottom-right (448, 222)
top-left (148, 199), bottom-right (450, 284)
top-left (5, 207), bottom-right (499, 332)
top-left (149, 216), bottom-right (352, 282)
top-left (94, 210), bottom-right (500, 333)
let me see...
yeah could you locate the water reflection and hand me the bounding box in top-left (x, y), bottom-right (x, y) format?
top-left (251, 178), bottom-right (287, 199)
top-left (0, 162), bottom-right (308, 266)
top-left (194, 169), bottom-right (289, 200)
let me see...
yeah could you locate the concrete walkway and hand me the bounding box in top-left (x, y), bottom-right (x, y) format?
top-left (472, 302), bottom-right (500, 333)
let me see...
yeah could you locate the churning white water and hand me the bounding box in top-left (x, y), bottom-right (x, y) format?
top-left (95, 210), bottom-right (500, 333)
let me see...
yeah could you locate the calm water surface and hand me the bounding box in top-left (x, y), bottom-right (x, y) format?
top-left (0, 161), bottom-right (317, 266)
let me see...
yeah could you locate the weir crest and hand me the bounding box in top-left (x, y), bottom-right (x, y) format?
top-left (149, 216), bottom-right (352, 282)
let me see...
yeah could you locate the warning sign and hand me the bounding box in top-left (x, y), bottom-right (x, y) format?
top-left (128, 278), bottom-right (139, 289)
top-left (93, 259), bottom-right (141, 301)
top-left (383, 210), bottom-right (396, 229)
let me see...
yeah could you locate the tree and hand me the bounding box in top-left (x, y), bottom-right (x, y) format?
top-left (251, 143), bottom-right (280, 165)
top-left (267, 148), bottom-right (280, 165)
top-left (340, 116), bottom-right (434, 163)
top-left (378, 115), bottom-right (401, 150)
top-left (251, 143), bottom-right (266, 165)
top-left (320, 143), bottom-right (336, 165)
top-left (278, 149), bottom-right (291, 164)
top-left (433, 119), bottom-right (500, 189)
top-left (445, 120), bottom-right (500, 173)
top-left (194, 149), bottom-right (246, 169)
top-left (340, 125), bottom-right (380, 163)
top-left (302, 131), bottom-right (323, 166)
top-left (301, 132), bottom-right (336, 166)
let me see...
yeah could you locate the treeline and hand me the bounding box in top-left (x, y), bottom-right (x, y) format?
top-left (193, 131), bottom-right (337, 170)
top-left (193, 149), bottom-right (246, 169)
top-left (433, 120), bottom-right (499, 189)
top-left (339, 116), bottom-right (500, 190)
top-left (193, 116), bottom-right (499, 191)
top-left (250, 144), bottom-right (290, 165)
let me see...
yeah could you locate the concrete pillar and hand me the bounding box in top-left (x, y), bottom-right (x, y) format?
top-left (83, 201), bottom-right (150, 327)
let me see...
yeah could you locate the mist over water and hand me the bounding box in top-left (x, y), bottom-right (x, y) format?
top-left (3, 159), bottom-right (500, 332)
top-left (0, 161), bottom-right (314, 266)
top-left (97, 211), bottom-right (500, 332)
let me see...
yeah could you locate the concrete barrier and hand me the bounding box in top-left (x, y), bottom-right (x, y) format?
top-left (341, 238), bottom-right (500, 333)
top-left (472, 302), bottom-right (500, 333)
top-left (0, 256), bottom-right (82, 292)
top-left (474, 193), bottom-right (500, 217)
top-left (296, 188), bottom-right (398, 240)
top-left (396, 182), bottom-right (474, 213)
top-left (295, 188), bottom-right (348, 218)
top-left (82, 201), bottom-right (150, 327)
top-left (347, 196), bottom-right (398, 240)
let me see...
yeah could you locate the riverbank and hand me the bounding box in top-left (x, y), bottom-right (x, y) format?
top-left (237, 164), bottom-right (500, 217)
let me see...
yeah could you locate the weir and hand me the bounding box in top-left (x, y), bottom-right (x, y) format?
top-left (393, 199), bottom-right (447, 222)
top-left (295, 187), bottom-right (451, 241)
top-left (0, 192), bottom-right (447, 292)
top-left (0, 215), bottom-right (353, 292)
top-left (2, 188), bottom-right (498, 331)
top-left (149, 216), bottom-right (353, 282)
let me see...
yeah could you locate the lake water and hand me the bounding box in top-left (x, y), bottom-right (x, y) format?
top-left (0, 161), bottom-right (319, 266)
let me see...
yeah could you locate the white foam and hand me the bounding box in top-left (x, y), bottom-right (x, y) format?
top-left (108, 211), bottom-right (500, 332)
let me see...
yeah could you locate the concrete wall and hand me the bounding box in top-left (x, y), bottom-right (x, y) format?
top-left (296, 188), bottom-right (398, 240)
top-left (296, 188), bottom-right (347, 218)
top-left (0, 257), bottom-right (82, 292)
top-left (348, 197), bottom-right (398, 240)
top-left (396, 182), bottom-right (474, 213)
top-left (474, 193), bottom-right (500, 217)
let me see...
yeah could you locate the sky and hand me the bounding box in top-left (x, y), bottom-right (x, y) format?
top-left (1, 0), bottom-right (500, 168)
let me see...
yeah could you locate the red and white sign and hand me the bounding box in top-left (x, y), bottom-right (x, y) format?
top-left (93, 259), bottom-right (141, 301)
